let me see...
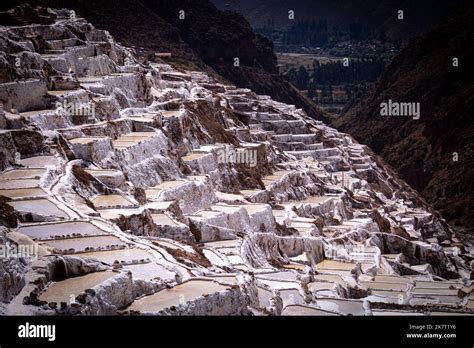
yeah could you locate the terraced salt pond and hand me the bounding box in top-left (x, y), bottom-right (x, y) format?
top-left (18, 155), bottom-right (57, 168)
top-left (0, 168), bottom-right (46, 180)
top-left (315, 298), bottom-right (366, 315)
top-left (257, 287), bottom-right (273, 308)
top-left (145, 180), bottom-right (188, 200)
top-left (256, 278), bottom-right (298, 290)
top-left (17, 221), bottom-right (107, 240)
top-left (160, 110), bottom-right (180, 117)
top-left (91, 194), bottom-right (135, 209)
top-left (414, 280), bottom-right (462, 289)
top-left (280, 289), bottom-right (304, 306)
top-left (312, 274), bottom-right (346, 285)
top-left (152, 214), bottom-right (179, 226)
top-left (8, 198), bottom-right (69, 218)
top-left (99, 208), bottom-right (143, 220)
top-left (75, 248), bottom-right (153, 264)
top-left (206, 275), bottom-right (238, 285)
top-left (361, 281), bottom-right (407, 291)
top-left (316, 260), bottom-right (356, 271)
top-left (39, 271), bottom-right (116, 303)
top-left (308, 282), bottom-right (337, 291)
top-left (371, 290), bottom-right (406, 299)
top-left (112, 132), bottom-right (157, 149)
top-left (282, 304), bottom-right (339, 316)
top-left (123, 263), bottom-right (175, 281)
top-left (69, 136), bottom-right (108, 145)
top-left (126, 280), bottom-right (229, 313)
top-left (202, 239), bottom-right (241, 248)
top-left (0, 179), bottom-right (40, 189)
top-left (42, 235), bottom-right (127, 253)
top-left (0, 187), bottom-right (48, 198)
top-left (374, 275), bottom-right (411, 284)
top-left (202, 249), bottom-right (227, 267)
top-left (256, 271), bottom-right (297, 282)
top-left (412, 287), bottom-right (459, 295)
top-left (410, 295), bottom-right (461, 306)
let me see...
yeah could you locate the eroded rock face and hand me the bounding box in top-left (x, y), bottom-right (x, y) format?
top-left (0, 226), bottom-right (30, 304)
top-left (0, 6), bottom-right (472, 316)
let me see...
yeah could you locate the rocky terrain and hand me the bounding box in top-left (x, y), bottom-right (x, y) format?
top-left (334, 2), bottom-right (474, 240)
top-left (0, 0), bottom-right (328, 123)
top-left (213, 0), bottom-right (461, 43)
top-left (0, 7), bottom-right (473, 316)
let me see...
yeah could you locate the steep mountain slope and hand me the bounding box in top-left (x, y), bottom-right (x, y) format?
top-left (213, 0), bottom-right (460, 42)
top-left (0, 0), bottom-right (328, 122)
top-left (1, 7), bottom-right (471, 316)
top-left (334, 3), bottom-right (474, 238)
top-left (138, 0), bottom-right (328, 122)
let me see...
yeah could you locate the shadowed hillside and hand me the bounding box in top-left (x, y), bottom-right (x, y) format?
top-left (334, 2), bottom-right (474, 239)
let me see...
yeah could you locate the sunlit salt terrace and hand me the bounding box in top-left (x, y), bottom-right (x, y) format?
top-left (69, 136), bottom-right (108, 145)
top-left (112, 132), bottom-right (158, 149)
top-left (39, 271), bottom-right (117, 303)
top-left (282, 304), bottom-right (339, 316)
top-left (41, 235), bottom-right (128, 254)
top-left (91, 194), bottom-right (136, 209)
top-left (125, 279), bottom-right (230, 313)
top-left (160, 110), bottom-right (181, 118)
top-left (16, 221), bottom-right (109, 240)
top-left (7, 198), bottom-right (70, 218)
top-left (75, 247), bottom-right (153, 264)
top-left (123, 262), bottom-right (175, 281)
top-left (0, 6), bottom-right (471, 319)
top-left (18, 155), bottom-right (57, 168)
top-left (0, 168), bottom-right (46, 180)
top-left (0, 187), bottom-right (48, 199)
top-left (145, 180), bottom-right (189, 200)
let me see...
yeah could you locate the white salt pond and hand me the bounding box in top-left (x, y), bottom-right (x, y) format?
top-left (308, 281), bottom-right (336, 291)
top-left (316, 260), bottom-right (356, 271)
top-left (282, 304), bottom-right (339, 316)
top-left (280, 289), bottom-right (304, 306)
top-left (257, 287), bottom-right (273, 308)
top-left (202, 239), bottom-right (241, 248)
top-left (0, 187), bottom-right (47, 198)
top-left (43, 235), bottom-right (127, 253)
top-left (19, 156), bottom-right (57, 168)
top-left (0, 179), bottom-right (40, 189)
top-left (256, 271), bottom-right (297, 282)
top-left (152, 214), bottom-right (179, 226)
top-left (202, 249), bottom-right (227, 267)
top-left (39, 271), bottom-right (116, 303)
top-left (313, 274), bottom-right (346, 286)
top-left (8, 198), bottom-right (69, 218)
top-left (124, 263), bottom-right (175, 281)
top-left (374, 275), bottom-right (412, 284)
top-left (92, 194), bottom-right (134, 209)
top-left (412, 287), bottom-right (459, 296)
top-left (315, 298), bottom-right (365, 315)
top-left (361, 281), bottom-right (407, 291)
top-left (75, 248), bottom-right (152, 264)
top-left (0, 168), bottom-right (46, 180)
top-left (17, 221), bottom-right (107, 240)
top-left (126, 280), bottom-right (229, 313)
